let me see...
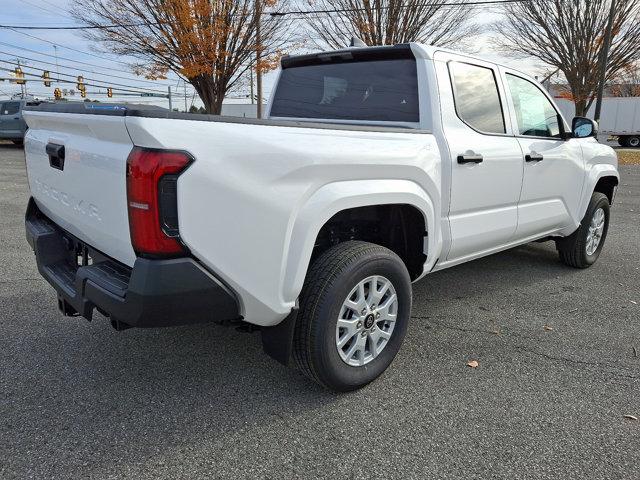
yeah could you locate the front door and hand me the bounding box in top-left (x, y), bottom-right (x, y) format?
top-left (501, 72), bottom-right (585, 238)
top-left (435, 55), bottom-right (524, 261)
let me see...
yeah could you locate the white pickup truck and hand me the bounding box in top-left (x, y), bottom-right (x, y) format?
top-left (24, 44), bottom-right (619, 391)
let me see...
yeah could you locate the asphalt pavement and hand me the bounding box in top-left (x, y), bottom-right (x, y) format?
top-left (1, 142), bottom-right (639, 479)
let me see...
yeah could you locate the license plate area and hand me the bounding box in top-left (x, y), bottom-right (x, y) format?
top-left (60, 233), bottom-right (112, 270)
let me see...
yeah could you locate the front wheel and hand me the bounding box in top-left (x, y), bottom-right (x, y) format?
top-left (556, 192), bottom-right (610, 268)
top-left (293, 241), bottom-right (412, 391)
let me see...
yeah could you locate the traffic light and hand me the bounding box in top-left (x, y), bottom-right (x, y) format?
top-left (54, 88), bottom-right (62, 100)
top-left (107, 87), bottom-right (113, 98)
top-left (76, 75), bottom-right (85, 91)
top-left (42, 71), bottom-right (51, 87)
top-left (80, 88), bottom-right (86, 98)
top-left (14, 67), bottom-right (25, 85)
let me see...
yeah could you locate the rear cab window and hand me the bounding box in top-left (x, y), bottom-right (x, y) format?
top-left (448, 62), bottom-right (506, 134)
top-left (270, 48), bottom-right (419, 124)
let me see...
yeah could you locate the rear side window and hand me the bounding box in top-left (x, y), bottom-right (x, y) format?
top-left (449, 62), bottom-right (505, 134)
top-left (270, 59), bottom-right (419, 123)
top-left (2, 102), bottom-right (20, 116)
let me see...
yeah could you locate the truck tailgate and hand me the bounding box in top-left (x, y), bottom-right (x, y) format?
top-left (23, 111), bottom-right (136, 266)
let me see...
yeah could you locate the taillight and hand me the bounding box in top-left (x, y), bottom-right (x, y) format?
top-left (126, 147), bottom-right (192, 256)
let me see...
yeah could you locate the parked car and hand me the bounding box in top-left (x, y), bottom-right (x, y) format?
top-left (0, 99), bottom-right (41, 145)
top-left (22, 44), bottom-right (619, 391)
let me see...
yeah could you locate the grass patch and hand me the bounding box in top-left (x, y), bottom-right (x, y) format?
top-left (618, 149), bottom-right (640, 165)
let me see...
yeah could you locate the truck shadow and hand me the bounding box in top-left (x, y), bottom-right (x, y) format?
top-left (5, 237), bottom-right (583, 474)
top-left (416, 240), bottom-right (570, 303)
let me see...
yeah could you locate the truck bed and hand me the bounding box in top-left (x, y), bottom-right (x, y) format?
top-left (23, 102), bottom-right (438, 325)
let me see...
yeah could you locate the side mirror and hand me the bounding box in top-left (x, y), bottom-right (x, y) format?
top-left (572, 116), bottom-right (598, 138)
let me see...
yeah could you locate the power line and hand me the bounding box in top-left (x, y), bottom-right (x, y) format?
top-left (0, 58), bottom-right (167, 94)
top-left (269, 0), bottom-right (529, 16)
top-left (21, 0), bottom-right (68, 18)
top-left (0, 22), bottom-right (148, 30)
top-left (0, 40), bottom-right (127, 72)
top-left (39, 0), bottom-right (69, 10)
top-left (0, 0), bottom-right (532, 30)
top-left (4, 28), bottom-right (186, 83)
top-left (280, 0), bottom-right (522, 21)
top-left (5, 27), bottom-right (136, 68)
top-left (0, 48), bottom-right (175, 88)
top-left (0, 68), bottom-right (167, 96)
top-left (0, 41), bottom-right (187, 89)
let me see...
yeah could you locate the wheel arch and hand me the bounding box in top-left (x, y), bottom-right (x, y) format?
top-left (280, 179), bottom-right (441, 306)
top-left (576, 165), bottom-right (619, 223)
top-left (594, 175), bottom-right (619, 204)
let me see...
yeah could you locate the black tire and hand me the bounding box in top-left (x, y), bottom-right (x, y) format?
top-left (628, 136), bottom-right (640, 148)
top-left (12, 139), bottom-right (23, 146)
top-left (617, 137), bottom-right (628, 147)
top-left (556, 192), bottom-right (610, 268)
top-left (293, 241), bottom-right (412, 391)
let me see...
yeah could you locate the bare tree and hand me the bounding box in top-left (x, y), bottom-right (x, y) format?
top-left (301, 0), bottom-right (476, 49)
top-left (73, 0), bottom-right (289, 114)
top-left (610, 62), bottom-right (640, 97)
top-left (493, 0), bottom-right (640, 116)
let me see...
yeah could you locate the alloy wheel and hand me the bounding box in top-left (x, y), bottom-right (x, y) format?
top-left (586, 207), bottom-right (605, 256)
top-left (335, 275), bottom-right (398, 367)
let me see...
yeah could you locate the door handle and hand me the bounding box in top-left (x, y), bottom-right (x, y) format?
top-left (525, 153), bottom-right (544, 162)
top-left (457, 153), bottom-right (483, 164)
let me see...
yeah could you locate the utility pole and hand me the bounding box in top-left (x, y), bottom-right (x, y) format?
top-left (594, 0), bottom-right (616, 123)
top-left (539, 68), bottom-right (559, 93)
top-left (53, 45), bottom-right (60, 83)
top-left (250, 64), bottom-right (254, 105)
top-left (255, 0), bottom-right (263, 119)
top-left (168, 86), bottom-right (172, 111)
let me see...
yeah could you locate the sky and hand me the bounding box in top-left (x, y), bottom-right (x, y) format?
top-left (0, 0), bottom-right (546, 110)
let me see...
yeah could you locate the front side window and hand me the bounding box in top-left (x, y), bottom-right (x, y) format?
top-left (270, 59), bottom-right (419, 123)
top-left (506, 74), bottom-right (561, 138)
top-left (449, 62), bottom-right (506, 134)
top-left (2, 102), bottom-right (20, 116)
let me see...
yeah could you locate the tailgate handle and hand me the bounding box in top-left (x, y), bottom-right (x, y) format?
top-left (46, 143), bottom-right (65, 171)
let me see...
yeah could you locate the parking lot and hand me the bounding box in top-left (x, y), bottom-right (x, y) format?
top-left (1, 142), bottom-right (638, 479)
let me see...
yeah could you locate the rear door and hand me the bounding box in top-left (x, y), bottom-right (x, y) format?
top-left (500, 70), bottom-right (585, 237)
top-left (434, 53), bottom-right (524, 261)
top-left (0, 102), bottom-right (5, 137)
top-left (0, 101), bottom-right (22, 138)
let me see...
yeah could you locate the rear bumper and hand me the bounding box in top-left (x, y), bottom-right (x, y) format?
top-left (25, 198), bottom-right (240, 328)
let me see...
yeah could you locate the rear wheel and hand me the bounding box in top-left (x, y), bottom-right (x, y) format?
top-left (293, 241), bottom-right (411, 391)
top-left (628, 136), bottom-right (640, 148)
top-left (556, 192), bottom-right (610, 268)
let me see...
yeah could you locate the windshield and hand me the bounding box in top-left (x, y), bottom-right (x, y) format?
top-left (270, 59), bottom-right (419, 123)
